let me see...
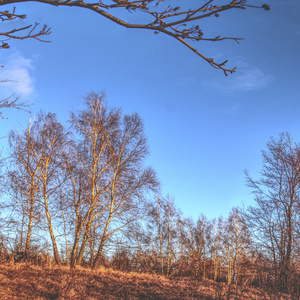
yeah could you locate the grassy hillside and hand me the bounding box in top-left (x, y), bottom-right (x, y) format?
top-left (0, 263), bottom-right (289, 299)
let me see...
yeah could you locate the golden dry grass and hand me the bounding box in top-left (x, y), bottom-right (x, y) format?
top-left (0, 263), bottom-right (290, 299)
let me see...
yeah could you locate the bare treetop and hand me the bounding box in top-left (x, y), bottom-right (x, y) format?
top-left (0, 0), bottom-right (269, 75)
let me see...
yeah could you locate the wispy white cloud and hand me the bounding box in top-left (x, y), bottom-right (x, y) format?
top-left (0, 53), bottom-right (35, 98)
top-left (224, 67), bottom-right (273, 92)
top-left (204, 57), bottom-right (273, 93)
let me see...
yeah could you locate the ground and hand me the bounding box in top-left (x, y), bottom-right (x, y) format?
top-left (0, 263), bottom-right (289, 299)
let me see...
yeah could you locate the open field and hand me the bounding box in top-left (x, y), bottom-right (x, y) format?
top-left (0, 263), bottom-right (290, 300)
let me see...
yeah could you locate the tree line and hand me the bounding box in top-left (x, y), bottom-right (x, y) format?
top-left (0, 93), bottom-right (300, 297)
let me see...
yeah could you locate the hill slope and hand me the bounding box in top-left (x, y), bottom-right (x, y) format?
top-left (0, 263), bottom-right (287, 299)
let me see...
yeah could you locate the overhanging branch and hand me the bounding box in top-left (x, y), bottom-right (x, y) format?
top-left (0, 0), bottom-right (269, 75)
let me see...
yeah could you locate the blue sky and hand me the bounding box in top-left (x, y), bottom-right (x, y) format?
top-left (1, 0), bottom-right (300, 220)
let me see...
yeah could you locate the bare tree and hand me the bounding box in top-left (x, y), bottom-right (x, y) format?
top-left (8, 118), bottom-right (42, 257)
top-left (142, 194), bottom-right (182, 276)
top-left (223, 208), bottom-right (250, 285)
top-left (7, 112), bottom-right (69, 264)
top-left (179, 214), bottom-right (212, 279)
top-left (210, 217), bottom-right (223, 281)
top-left (28, 112), bottom-right (69, 265)
top-left (0, 0), bottom-right (269, 75)
top-left (65, 92), bottom-right (157, 268)
top-left (67, 94), bottom-right (114, 266)
top-left (92, 111), bottom-right (157, 269)
top-left (245, 132), bottom-right (300, 292)
top-left (67, 92), bottom-right (121, 267)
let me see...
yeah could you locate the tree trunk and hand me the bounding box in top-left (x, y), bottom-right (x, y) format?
top-left (70, 226), bottom-right (81, 268)
top-left (44, 196), bottom-right (60, 265)
top-left (24, 182), bottom-right (35, 256)
top-left (76, 208), bottom-right (93, 265)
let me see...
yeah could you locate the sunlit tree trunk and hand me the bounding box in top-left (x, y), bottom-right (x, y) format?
top-left (24, 178), bottom-right (36, 256)
top-left (41, 167), bottom-right (60, 265)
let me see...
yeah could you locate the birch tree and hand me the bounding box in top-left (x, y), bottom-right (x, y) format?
top-left (223, 208), bottom-right (250, 285)
top-left (67, 92), bottom-right (118, 267)
top-left (179, 215), bottom-right (212, 279)
top-left (8, 112), bottom-right (69, 263)
top-left (144, 194), bottom-right (181, 276)
top-left (211, 217), bottom-right (223, 281)
top-left (8, 118), bottom-right (41, 257)
top-left (29, 112), bottom-right (69, 265)
top-left (92, 112), bottom-right (157, 268)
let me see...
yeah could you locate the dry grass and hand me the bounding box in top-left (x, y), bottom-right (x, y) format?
top-left (0, 263), bottom-right (291, 299)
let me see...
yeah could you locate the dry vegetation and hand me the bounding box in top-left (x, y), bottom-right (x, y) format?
top-left (0, 262), bottom-right (290, 300)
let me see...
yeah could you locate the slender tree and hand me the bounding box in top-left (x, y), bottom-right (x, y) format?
top-left (211, 217), bottom-right (223, 281)
top-left (29, 112), bottom-right (69, 265)
top-left (223, 208), bottom-right (250, 285)
top-left (143, 194), bottom-right (181, 276)
top-left (179, 215), bottom-right (212, 279)
top-left (8, 119), bottom-right (41, 257)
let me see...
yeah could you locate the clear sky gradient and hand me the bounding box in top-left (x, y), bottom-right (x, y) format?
top-left (1, 0), bottom-right (300, 220)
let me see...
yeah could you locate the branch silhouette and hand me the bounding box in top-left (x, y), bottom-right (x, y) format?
top-left (0, 0), bottom-right (269, 75)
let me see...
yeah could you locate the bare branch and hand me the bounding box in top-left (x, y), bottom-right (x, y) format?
top-left (0, 0), bottom-right (269, 75)
top-left (0, 92), bottom-right (31, 119)
top-left (0, 7), bottom-right (51, 49)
